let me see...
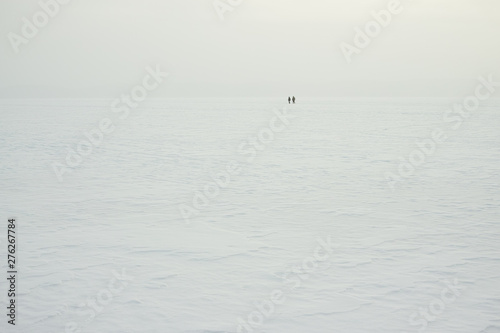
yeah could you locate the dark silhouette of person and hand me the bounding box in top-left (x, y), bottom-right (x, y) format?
top-left (292, 96), bottom-right (296, 104)
top-left (288, 97), bottom-right (291, 104)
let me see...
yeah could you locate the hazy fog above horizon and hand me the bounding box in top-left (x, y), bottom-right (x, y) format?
top-left (1, 0), bottom-right (499, 98)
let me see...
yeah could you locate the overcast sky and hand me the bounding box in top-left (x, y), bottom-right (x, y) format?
top-left (1, 0), bottom-right (499, 97)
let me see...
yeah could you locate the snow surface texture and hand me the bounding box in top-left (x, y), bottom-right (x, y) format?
top-left (0, 98), bottom-right (499, 333)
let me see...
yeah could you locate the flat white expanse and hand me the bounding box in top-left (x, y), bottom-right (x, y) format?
top-left (0, 98), bottom-right (499, 333)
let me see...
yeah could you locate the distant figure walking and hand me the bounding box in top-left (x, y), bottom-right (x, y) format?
top-left (288, 97), bottom-right (291, 104)
top-left (292, 96), bottom-right (296, 104)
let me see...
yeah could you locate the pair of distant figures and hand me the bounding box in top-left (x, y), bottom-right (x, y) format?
top-left (288, 96), bottom-right (296, 104)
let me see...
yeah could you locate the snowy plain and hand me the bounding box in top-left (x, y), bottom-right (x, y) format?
top-left (0, 98), bottom-right (499, 333)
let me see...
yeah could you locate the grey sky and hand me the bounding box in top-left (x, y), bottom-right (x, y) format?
top-left (1, 0), bottom-right (499, 97)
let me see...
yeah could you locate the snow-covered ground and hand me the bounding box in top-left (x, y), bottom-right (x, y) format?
top-left (1, 98), bottom-right (499, 333)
